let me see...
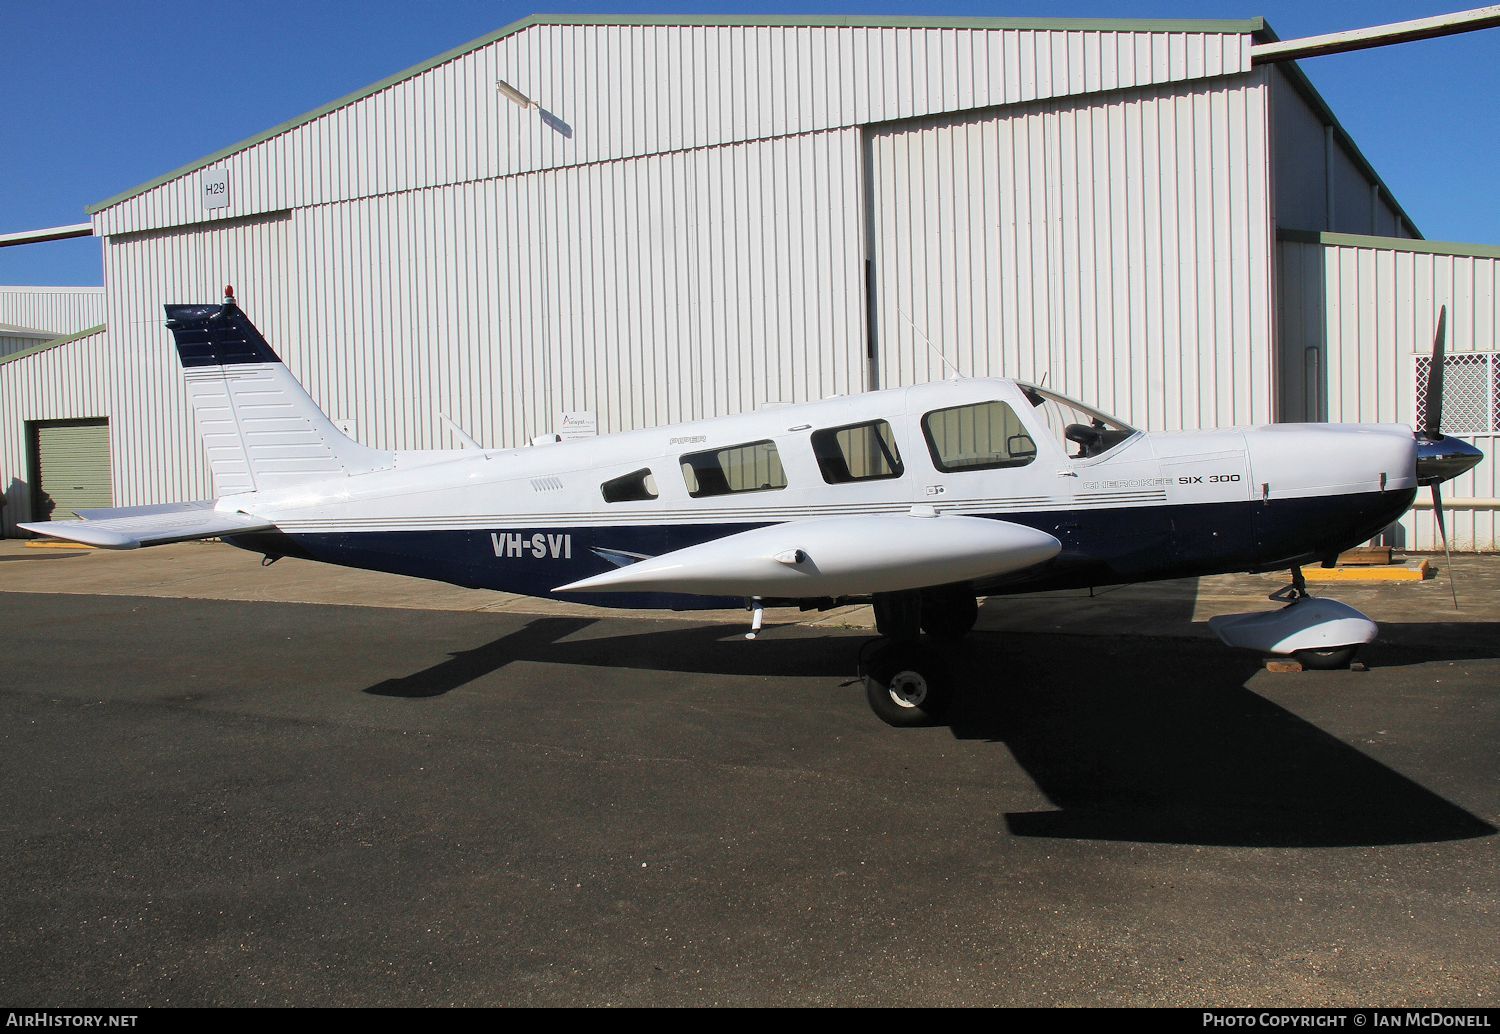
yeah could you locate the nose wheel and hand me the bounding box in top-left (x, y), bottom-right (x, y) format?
top-left (1292, 644), bottom-right (1361, 671)
top-left (862, 640), bottom-right (954, 727)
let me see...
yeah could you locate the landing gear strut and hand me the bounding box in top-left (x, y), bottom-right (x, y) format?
top-left (872, 591), bottom-right (921, 641)
top-left (920, 586), bottom-right (978, 644)
top-left (863, 586), bottom-right (977, 726)
top-left (1270, 564), bottom-right (1310, 602)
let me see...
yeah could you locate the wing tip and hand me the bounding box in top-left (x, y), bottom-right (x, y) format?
top-left (17, 521), bottom-right (139, 549)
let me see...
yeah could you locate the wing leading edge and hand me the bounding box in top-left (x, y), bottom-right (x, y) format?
top-left (556, 511), bottom-right (1061, 598)
top-left (18, 501), bottom-right (273, 550)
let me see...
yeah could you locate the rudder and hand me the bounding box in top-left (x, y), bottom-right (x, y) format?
top-left (165, 300), bottom-right (391, 496)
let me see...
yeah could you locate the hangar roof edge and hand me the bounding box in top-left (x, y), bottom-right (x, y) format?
top-left (0, 323), bottom-right (64, 340)
top-left (1279, 229), bottom-right (1500, 259)
top-left (86, 12), bottom-right (1265, 218)
top-left (0, 324), bottom-right (107, 369)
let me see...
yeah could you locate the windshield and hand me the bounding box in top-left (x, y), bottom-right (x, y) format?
top-left (1018, 383), bottom-right (1137, 460)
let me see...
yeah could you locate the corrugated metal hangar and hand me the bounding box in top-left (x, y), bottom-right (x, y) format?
top-left (2, 13), bottom-right (1497, 547)
top-left (0, 286), bottom-right (104, 360)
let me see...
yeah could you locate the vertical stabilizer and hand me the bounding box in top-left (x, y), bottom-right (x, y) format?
top-left (164, 302), bottom-right (392, 495)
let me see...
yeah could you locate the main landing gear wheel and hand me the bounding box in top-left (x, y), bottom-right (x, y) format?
top-left (864, 641), bottom-right (953, 727)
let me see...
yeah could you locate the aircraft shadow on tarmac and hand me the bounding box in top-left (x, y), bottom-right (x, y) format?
top-left (361, 615), bottom-right (1496, 851)
top-left (1361, 621), bottom-right (1500, 666)
top-left (947, 633), bottom-right (1497, 848)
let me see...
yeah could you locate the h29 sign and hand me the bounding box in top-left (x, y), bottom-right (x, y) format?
top-left (202, 168), bottom-right (230, 212)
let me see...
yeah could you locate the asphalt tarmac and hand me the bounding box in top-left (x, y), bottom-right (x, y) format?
top-left (2, 584), bottom-right (1496, 1006)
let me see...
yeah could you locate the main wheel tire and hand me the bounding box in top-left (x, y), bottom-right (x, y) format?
top-left (864, 642), bottom-right (953, 727)
top-left (1293, 645), bottom-right (1360, 671)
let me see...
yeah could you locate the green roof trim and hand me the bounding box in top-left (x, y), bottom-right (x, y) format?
top-left (87, 12), bottom-right (1264, 216)
top-left (0, 323), bottom-right (106, 368)
top-left (1278, 229), bottom-right (1500, 260)
top-left (1268, 59), bottom-right (1422, 240)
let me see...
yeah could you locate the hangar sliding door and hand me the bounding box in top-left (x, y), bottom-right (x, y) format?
top-left (29, 419), bottom-right (111, 521)
top-left (863, 77), bottom-right (1272, 433)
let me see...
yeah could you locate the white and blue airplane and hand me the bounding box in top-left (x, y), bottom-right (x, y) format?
top-left (22, 295), bottom-right (1482, 725)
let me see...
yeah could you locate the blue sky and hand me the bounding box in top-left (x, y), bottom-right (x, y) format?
top-left (3, 1), bottom-right (1497, 286)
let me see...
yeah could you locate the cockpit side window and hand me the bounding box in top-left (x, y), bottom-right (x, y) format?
top-left (680, 440), bottom-right (787, 498)
top-left (811, 420), bottom-right (903, 484)
top-left (601, 468), bottom-right (658, 503)
top-left (1020, 384), bottom-right (1136, 460)
top-left (921, 401), bottom-right (1037, 473)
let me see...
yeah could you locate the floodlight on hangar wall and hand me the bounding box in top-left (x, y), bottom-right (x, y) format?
top-left (496, 80), bottom-right (540, 110)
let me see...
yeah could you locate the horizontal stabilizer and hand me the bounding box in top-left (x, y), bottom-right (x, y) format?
top-left (18, 501), bottom-right (273, 550)
top-left (556, 511), bottom-right (1060, 598)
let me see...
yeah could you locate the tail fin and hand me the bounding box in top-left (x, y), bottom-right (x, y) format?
top-left (165, 302), bottom-right (391, 496)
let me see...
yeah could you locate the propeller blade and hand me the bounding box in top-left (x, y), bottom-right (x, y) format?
top-left (1431, 482), bottom-right (1459, 610)
top-left (1422, 305), bottom-right (1447, 439)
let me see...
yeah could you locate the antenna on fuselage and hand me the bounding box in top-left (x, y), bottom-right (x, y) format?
top-left (897, 306), bottom-right (962, 380)
top-left (439, 413), bottom-right (484, 450)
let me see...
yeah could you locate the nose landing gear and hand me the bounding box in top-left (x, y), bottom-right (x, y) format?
top-left (1208, 566), bottom-right (1376, 670)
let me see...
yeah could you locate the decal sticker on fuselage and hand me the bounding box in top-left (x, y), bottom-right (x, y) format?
top-left (1085, 477), bottom-right (1172, 491)
top-left (1176, 474), bottom-right (1242, 485)
top-left (491, 532), bottom-right (573, 559)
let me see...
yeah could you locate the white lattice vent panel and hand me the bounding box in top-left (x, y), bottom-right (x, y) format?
top-left (1414, 353), bottom-right (1499, 435)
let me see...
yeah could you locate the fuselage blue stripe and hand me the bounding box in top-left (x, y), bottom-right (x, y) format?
top-left (222, 489), bottom-right (1416, 612)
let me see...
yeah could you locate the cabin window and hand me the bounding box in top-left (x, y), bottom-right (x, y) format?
top-left (601, 468), bottom-right (658, 503)
top-left (811, 420), bottom-right (903, 484)
top-left (922, 401), bottom-right (1037, 473)
top-left (680, 440), bottom-right (787, 497)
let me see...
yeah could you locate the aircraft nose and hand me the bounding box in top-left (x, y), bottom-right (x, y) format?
top-left (1246, 425), bottom-right (1417, 499)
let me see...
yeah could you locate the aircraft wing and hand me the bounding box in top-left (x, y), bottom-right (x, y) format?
top-left (18, 501), bottom-right (274, 550)
top-left (556, 511), bottom-right (1060, 598)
